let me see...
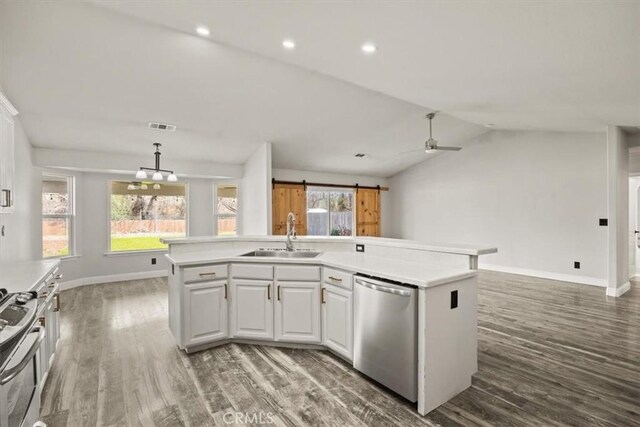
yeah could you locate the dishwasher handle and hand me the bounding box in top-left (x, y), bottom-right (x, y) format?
top-left (354, 277), bottom-right (413, 297)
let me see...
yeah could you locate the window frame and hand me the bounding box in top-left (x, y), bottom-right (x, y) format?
top-left (214, 182), bottom-right (239, 236)
top-left (42, 173), bottom-right (76, 259)
top-left (107, 180), bottom-right (189, 254)
top-left (306, 186), bottom-right (356, 237)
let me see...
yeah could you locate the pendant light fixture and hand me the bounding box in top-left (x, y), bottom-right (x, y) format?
top-left (135, 143), bottom-right (178, 182)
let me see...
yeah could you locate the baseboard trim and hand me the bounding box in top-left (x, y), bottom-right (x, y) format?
top-left (606, 282), bottom-right (631, 297)
top-left (480, 264), bottom-right (607, 287)
top-left (60, 270), bottom-right (168, 290)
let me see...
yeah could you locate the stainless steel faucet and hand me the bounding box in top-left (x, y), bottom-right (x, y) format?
top-left (286, 212), bottom-right (297, 251)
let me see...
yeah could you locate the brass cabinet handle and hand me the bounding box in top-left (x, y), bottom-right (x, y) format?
top-left (39, 316), bottom-right (46, 327)
top-left (328, 276), bottom-right (342, 282)
top-left (321, 288), bottom-right (326, 304)
top-left (224, 283), bottom-right (228, 299)
top-left (54, 293), bottom-right (60, 312)
top-left (199, 272), bottom-right (216, 278)
top-left (267, 284), bottom-right (271, 300)
top-left (277, 285), bottom-right (281, 301)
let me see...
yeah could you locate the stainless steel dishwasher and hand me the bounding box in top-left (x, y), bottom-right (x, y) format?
top-left (353, 274), bottom-right (418, 402)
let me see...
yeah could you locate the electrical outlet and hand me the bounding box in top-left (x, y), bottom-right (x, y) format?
top-left (151, 257), bottom-right (157, 265)
top-left (356, 244), bottom-right (365, 253)
top-left (451, 290), bottom-right (458, 309)
top-left (599, 218), bottom-right (608, 226)
top-left (574, 261), bottom-right (580, 269)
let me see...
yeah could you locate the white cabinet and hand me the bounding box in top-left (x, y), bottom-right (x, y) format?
top-left (37, 273), bottom-right (61, 390)
top-left (231, 280), bottom-right (274, 340)
top-left (184, 280), bottom-right (228, 347)
top-left (0, 93), bottom-right (17, 214)
top-left (275, 282), bottom-right (321, 343)
top-left (322, 283), bottom-right (353, 361)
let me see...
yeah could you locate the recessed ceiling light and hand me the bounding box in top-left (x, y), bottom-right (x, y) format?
top-left (361, 43), bottom-right (377, 54)
top-left (195, 26), bottom-right (210, 37)
top-left (484, 123), bottom-right (496, 128)
top-left (282, 39), bottom-right (296, 50)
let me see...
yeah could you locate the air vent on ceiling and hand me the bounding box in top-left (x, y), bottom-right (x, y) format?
top-left (355, 153), bottom-right (366, 158)
top-left (148, 122), bottom-right (177, 131)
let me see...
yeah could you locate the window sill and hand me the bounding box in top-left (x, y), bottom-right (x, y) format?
top-left (43, 254), bottom-right (81, 261)
top-left (104, 249), bottom-right (168, 257)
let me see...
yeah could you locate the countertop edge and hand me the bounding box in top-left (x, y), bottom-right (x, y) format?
top-left (164, 253), bottom-right (477, 289)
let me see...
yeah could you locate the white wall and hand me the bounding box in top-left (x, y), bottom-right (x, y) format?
top-left (57, 172), bottom-right (222, 284)
top-left (0, 117), bottom-right (41, 263)
top-left (272, 168), bottom-right (392, 237)
top-left (628, 176), bottom-right (640, 278)
top-left (606, 126), bottom-right (630, 296)
top-left (389, 130), bottom-right (608, 286)
top-left (241, 143), bottom-right (272, 235)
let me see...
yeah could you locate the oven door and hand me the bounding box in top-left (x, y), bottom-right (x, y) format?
top-left (0, 326), bottom-right (45, 427)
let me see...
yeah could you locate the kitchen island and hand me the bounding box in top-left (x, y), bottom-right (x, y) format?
top-left (162, 236), bottom-right (496, 415)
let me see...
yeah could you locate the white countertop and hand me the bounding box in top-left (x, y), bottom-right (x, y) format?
top-left (165, 250), bottom-right (476, 288)
top-left (161, 235), bottom-right (497, 256)
top-left (0, 259), bottom-right (60, 293)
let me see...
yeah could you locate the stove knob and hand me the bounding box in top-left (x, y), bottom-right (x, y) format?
top-left (15, 293), bottom-right (31, 305)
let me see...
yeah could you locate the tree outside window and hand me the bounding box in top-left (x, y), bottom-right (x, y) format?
top-left (109, 181), bottom-right (186, 252)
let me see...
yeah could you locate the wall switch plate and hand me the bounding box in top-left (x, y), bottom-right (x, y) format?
top-left (599, 218), bottom-right (608, 226)
top-left (574, 261), bottom-right (580, 269)
top-left (151, 257), bottom-right (157, 265)
top-left (451, 290), bottom-right (458, 309)
top-left (356, 244), bottom-right (365, 253)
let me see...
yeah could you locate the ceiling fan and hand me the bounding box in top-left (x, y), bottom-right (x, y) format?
top-left (424, 112), bottom-right (461, 152)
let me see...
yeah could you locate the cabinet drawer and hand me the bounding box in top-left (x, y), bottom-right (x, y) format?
top-left (183, 264), bottom-right (228, 283)
top-left (231, 264), bottom-right (274, 280)
top-left (322, 267), bottom-right (353, 290)
top-left (275, 266), bottom-right (320, 282)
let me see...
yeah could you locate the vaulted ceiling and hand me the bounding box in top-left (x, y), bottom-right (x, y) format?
top-left (1, 1), bottom-right (638, 177)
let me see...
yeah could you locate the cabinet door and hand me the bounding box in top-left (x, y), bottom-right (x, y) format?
top-left (276, 282), bottom-right (321, 343)
top-left (322, 284), bottom-right (353, 361)
top-left (231, 280), bottom-right (273, 340)
top-left (184, 281), bottom-right (228, 347)
top-left (44, 298), bottom-right (56, 369)
top-left (0, 109), bottom-right (15, 213)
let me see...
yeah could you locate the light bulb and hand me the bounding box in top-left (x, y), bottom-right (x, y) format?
top-left (152, 171), bottom-right (163, 181)
top-left (167, 173), bottom-right (177, 182)
top-left (140, 184), bottom-right (148, 190)
top-left (153, 184), bottom-right (161, 190)
top-left (127, 184), bottom-right (135, 190)
top-left (135, 169), bottom-right (147, 179)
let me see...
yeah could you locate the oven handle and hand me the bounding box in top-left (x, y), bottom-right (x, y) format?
top-left (0, 326), bottom-right (45, 385)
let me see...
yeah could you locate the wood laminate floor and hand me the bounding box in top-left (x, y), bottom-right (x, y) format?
top-left (40, 272), bottom-right (640, 426)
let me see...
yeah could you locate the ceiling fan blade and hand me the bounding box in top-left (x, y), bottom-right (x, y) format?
top-left (436, 146), bottom-right (462, 151)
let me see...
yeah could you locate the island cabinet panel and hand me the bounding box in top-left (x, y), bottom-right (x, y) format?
top-left (275, 282), bottom-right (321, 343)
top-left (272, 183), bottom-right (307, 235)
top-left (322, 283), bottom-right (353, 361)
top-left (184, 280), bottom-right (228, 347)
top-left (183, 264), bottom-right (228, 283)
top-left (356, 188), bottom-right (380, 237)
top-left (231, 280), bottom-right (274, 340)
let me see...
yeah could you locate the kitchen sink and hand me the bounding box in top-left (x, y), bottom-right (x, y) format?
top-left (240, 249), bottom-right (322, 258)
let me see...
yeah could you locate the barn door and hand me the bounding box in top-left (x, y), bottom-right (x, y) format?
top-left (356, 189), bottom-right (380, 236)
top-left (272, 184), bottom-right (307, 235)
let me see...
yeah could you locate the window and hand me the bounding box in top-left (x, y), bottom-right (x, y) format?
top-left (215, 183), bottom-right (238, 236)
top-left (42, 174), bottom-right (74, 258)
top-left (109, 181), bottom-right (186, 252)
top-left (306, 187), bottom-right (354, 236)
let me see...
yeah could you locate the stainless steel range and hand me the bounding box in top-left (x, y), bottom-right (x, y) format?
top-left (0, 288), bottom-right (44, 427)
